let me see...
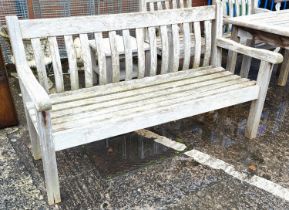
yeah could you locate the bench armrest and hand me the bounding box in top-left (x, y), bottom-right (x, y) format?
top-left (217, 38), bottom-right (283, 64)
top-left (253, 8), bottom-right (271, 14)
top-left (19, 64), bottom-right (52, 111)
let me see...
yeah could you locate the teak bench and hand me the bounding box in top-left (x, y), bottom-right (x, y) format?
top-left (7, 3), bottom-right (283, 205)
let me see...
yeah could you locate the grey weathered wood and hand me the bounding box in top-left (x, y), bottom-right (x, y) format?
top-left (240, 36), bottom-right (254, 78)
top-left (94, 33), bottom-right (107, 85)
top-left (48, 37), bottom-right (64, 92)
top-left (193, 22), bottom-right (201, 68)
top-left (36, 111), bottom-right (61, 204)
top-left (203, 21), bottom-right (212, 66)
top-left (182, 22), bottom-right (191, 70)
top-left (148, 27), bottom-right (158, 76)
top-left (277, 48), bottom-right (289, 86)
top-left (7, 5), bottom-right (285, 205)
top-left (171, 24), bottom-right (180, 72)
top-left (109, 31), bottom-right (120, 82)
top-left (64, 35), bottom-right (79, 90)
top-left (31, 38), bottom-right (49, 91)
top-left (136, 28), bottom-right (146, 78)
top-left (80, 34), bottom-right (94, 87)
top-left (160, 25), bottom-right (169, 74)
top-left (123, 29), bottom-right (133, 80)
top-left (226, 26), bottom-right (239, 73)
top-left (246, 61), bottom-right (273, 138)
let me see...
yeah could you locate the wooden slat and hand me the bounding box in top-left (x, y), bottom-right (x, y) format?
top-left (54, 84), bottom-right (259, 151)
top-left (52, 69), bottom-right (229, 112)
top-left (51, 66), bottom-right (220, 104)
top-left (79, 34), bottom-right (93, 87)
top-left (52, 78), bottom-right (255, 127)
top-left (52, 79), bottom-right (257, 132)
top-left (109, 31), bottom-right (120, 82)
top-left (48, 37), bottom-right (64, 93)
top-left (148, 27), bottom-right (158, 76)
top-left (172, 0), bottom-right (177, 8)
top-left (149, 2), bottom-right (155, 11)
top-left (203, 21), bottom-right (212, 66)
top-left (136, 28), bottom-right (146, 78)
top-left (171, 24), bottom-right (180, 72)
top-left (242, 0), bottom-right (246, 15)
top-left (193, 22), bottom-right (201, 68)
top-left (235, 0), bottom-right (240, 16)
top-left (160, 25), bottom-right (169, 74)
top-left (182, 23), bottom-right (191, 70)
top-left (94, 33), bottom-right (107, 85)
top-left (52, 71), bottom-right (234, 117)
top-left (20, 7), bottom-right (216, 39)
top-left (123, 29), bottom-right (133, 80)
top-left (31, 38), bottom-right (49, 91)
top-left (180, 0), bottom-right (185, 8)
top-left (64, 36), bottom-right (79, 90)
top-left (247, 0), bottom-right (252, 15)
top-left (165, 0), bottom-right (170, 9)
top-left (157, 1), bottom-right (163, 10)
top-left (228, 0), bottom-right (234, 31)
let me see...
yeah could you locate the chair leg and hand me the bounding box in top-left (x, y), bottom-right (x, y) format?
top-left (246, 61), bottom-right (273, 139)
top-left (26, 109), bottom-right (41, 160)
top-left (277, 48), bottom-right (289, 86)
top-left (37, 111), bottom-right (61, 205)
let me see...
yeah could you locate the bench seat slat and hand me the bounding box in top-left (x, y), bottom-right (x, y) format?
top-left (50, 66), bottom-right (220, 103)
top-left (53, 82), bottom-right (259, 151)
top-left (53, 71), bottom-right (232, 117)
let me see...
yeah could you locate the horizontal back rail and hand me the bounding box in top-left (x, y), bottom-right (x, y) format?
top-left (18, 6), bottom-right (216, 39)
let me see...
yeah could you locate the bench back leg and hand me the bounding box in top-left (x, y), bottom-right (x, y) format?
top-left (36, 111), bottom-right (61, 205)
top-left (246, 61), bottom-right (273, 139)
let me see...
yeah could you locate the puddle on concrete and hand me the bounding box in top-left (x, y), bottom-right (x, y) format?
top-left (56, 132), bottom-right (177, 178)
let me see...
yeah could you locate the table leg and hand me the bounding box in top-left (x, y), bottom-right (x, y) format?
top-left (239, 31), bottom-right (254, 78)
top-left (226, 26), bottom-right (239, 73)
top-left (277, 48), bottom-right (289, 86)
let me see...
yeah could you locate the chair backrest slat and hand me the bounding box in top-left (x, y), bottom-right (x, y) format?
top-left (171, 24), bottom-right (180, 72)
top-left (31, 38), bottom-right (49, 91)
top-left (79, 34), bottom-right (93, 87)
top-left (64, 35), bottom-right (79, 90)
top-left (108, 31), bottom-right (120, 83)
top-left (122, 29), bottom-right (133, 81)
top-left (48, 37), bottom-right (64, 93)
top-left (148, 26), bottom-right (158, 76)
top-left (160, 25), bottom-right (169, 74)
top-left (94, 33), bottom-right (107, 85)
top-left (182, 22), bottom-right (191, 70)
top-left (203, 20), bottom-right (212, 66)
top-left (136, 28), bottom-right (146, 79)
top-left (193, 22), bottom-right (201, 68)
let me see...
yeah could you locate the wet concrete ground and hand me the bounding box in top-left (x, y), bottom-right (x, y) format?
top-left (1, 58), bottom-right (289, 209)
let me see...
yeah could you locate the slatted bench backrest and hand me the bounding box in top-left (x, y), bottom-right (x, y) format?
top-left (140, 0), bottom-right (192, 11)
top-left (10, 6), bottom-right (217, 94)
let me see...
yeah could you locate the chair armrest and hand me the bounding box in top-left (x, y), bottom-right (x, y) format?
top-left (19, 64), bottom-right (52, 111)
top-left (217, 38), bottom-right (283, 64)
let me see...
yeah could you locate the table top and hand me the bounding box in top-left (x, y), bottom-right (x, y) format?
top-left (89, 35), bottom-right (150, 56)
top-left (227, 10), bottom-right (289, 37)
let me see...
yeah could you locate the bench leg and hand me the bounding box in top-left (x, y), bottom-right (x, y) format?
top-left (277, 48), bottom-right (289, 86)
top-left (27, 110), bottom-right (41, 160)
top-left (246, 61), bottom-right (273, 139)
top-left (37, 111), bottom-right (61, 205)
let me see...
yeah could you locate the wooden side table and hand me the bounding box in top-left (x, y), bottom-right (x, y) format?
top-left (0, 48), bottom-right (18, 128)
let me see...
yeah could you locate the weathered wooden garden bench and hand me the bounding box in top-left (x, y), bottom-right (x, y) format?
top-left (7, 3), bottom-right (283, 205)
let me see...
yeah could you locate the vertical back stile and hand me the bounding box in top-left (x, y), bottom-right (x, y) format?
top-left (31, 38), bottom-right (49, 91)
top-left (48, 37), bottom-right (64, 93)
top-left (64, 35), bottom-right (79, 90)
top-left (122, 29), bottom-right (133, 80)
top-left (79, 34), bottom-right (93, 88)
top-left (182, 22), bottom-right (191, 70)
top-left (136, 28), bottom-right (145, 78)
top-left (109, 31), bottom-right (120, 83)
top-left (148, 26), bottom-right (157, 76)
top-left (171, 24), bottom-right (180, 72)
top-left (94, 33), bottom-right (107, 85)
top-left (203, 20), bottom-right (212, 66)
top-left (193, 22), bottom-right (201, 68)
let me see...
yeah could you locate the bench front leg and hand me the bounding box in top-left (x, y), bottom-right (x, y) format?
top-left (246, 61), bottom-right (273, 138)
top-left (36, 110), bottom-right (61, 205)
